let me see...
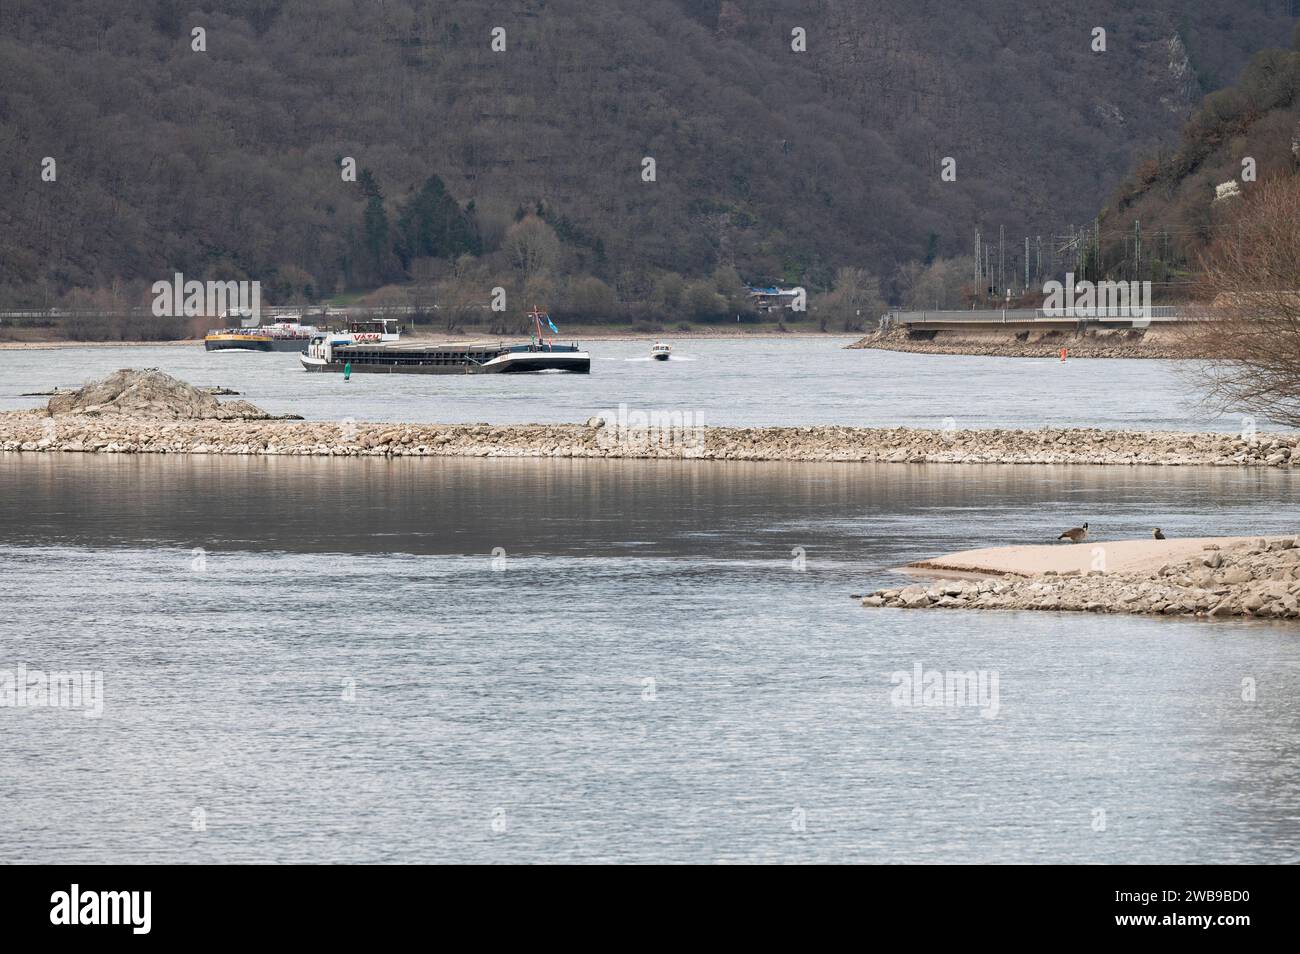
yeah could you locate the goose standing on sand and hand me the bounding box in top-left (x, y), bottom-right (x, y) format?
top-left (1058, 522), bottom-right (1089, 543)
top-left (1152, 528), bottom-right (1166, 539)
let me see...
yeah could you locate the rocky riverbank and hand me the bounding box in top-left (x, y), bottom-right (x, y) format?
top-left (0, 338), bottom-right (199, 351)
top-left (849, 327), bottom-right (1196, 359)
top-left (1, 369), bottom-right (1297, 466)
top-left (862, 536), bottom-right (1300, 620)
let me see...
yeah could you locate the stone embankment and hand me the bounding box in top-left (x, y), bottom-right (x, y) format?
top-left (849, 327), bottom-right (1195, 359)
top-left (1, 369), bottom-right (1297, 466)
top-left (3, 411), bottom-right (1299, 465)
top-left (862, 537), bottom-right (1300, 620)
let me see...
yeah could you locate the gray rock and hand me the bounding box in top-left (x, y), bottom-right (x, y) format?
top-left (1241, 591), bottom-right (1269, 613)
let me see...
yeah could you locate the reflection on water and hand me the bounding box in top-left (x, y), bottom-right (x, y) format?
top-left (3, 453), bottom-right (1297, 561)
top-left (3, 454), bottom-right (1299, 863)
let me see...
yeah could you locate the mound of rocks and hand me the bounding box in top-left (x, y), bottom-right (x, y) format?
top-left (862, 537), bottom-right (1300, 620)
top-left (45, 369), bottom-right (280, 420)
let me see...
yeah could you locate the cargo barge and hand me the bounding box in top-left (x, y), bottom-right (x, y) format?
top-left (298, 309), bottom-right (590, 374)
top-left (205, 321), bottom-right (319, 352)
top-left (206, 317), bottom-right (401, 353)
top-left (300, 339), bottom-right (590, 374)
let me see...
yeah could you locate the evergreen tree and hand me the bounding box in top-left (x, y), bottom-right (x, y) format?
top-left (363, 195), bottom-right (391, 283)
top-left (924, 232), bottom-right (939, 266)
top-left (394, 174), bottom-right (481, 269)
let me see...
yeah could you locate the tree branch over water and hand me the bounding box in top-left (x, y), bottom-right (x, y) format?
top-left (1188, 175), bottom-right (1300, 427)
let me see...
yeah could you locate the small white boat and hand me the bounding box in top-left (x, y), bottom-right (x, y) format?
top-left (651, 341), bottom-right (672, 361)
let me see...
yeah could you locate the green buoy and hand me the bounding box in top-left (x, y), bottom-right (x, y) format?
top-left (344, 361), bottom-right (352, 382)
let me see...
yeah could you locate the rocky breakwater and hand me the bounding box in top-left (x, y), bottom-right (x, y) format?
top-left (862, 537), bottom-right (1300, 621)
top-left (849, 326), bottom-right (1195, 359)
top-left (1, 370), bottom-right (1298, 466)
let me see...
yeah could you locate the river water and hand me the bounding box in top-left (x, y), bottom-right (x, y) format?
top-left (3, 453), bottom-right (1298, 863)
top-left (0, 337), bottom-right (1248, 431)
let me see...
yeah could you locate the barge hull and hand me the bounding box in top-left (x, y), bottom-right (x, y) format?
top-left (206, 338), bottom-right (310, 353)
top-left (300, 356), bottom-right (590, 374)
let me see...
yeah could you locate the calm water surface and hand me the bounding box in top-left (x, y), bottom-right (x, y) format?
top-left (0, 338), bottom-right (1241, 431)
top-left (3, 454), bottom-right (1299, 863)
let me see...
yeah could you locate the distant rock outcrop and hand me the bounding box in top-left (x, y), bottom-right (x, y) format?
top-left (846, 326), bottom-right (1197, 359)
top-left (46, 369), bottom-right (277, 419)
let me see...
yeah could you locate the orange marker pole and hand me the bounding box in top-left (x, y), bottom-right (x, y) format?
top-left (1060, 347), bottom-right (1067, 362)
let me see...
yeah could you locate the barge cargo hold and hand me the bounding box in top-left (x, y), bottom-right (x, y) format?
top-left (300, 338), bottom-right (591, 374)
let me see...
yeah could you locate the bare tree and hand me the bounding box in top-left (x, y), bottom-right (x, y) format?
top-left (503, 216), bottom-right (561, 279)
top-left (903, 256), bottom-right (975, 310)
top-left (1187, 176), bottom-right (1300, 426)
top-left (813, 267), bottom-right (887, 331)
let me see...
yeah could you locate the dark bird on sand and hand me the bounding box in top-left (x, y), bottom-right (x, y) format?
top-left (1152, 528), bottom-right (1166, 540)
top-left (1058, 522), bottom-right (1089, 543)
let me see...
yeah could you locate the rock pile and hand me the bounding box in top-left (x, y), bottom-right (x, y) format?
top-left (862, 537), bottom-right (1300, 620)
top-left (44, 369), bottom-right (283, 420)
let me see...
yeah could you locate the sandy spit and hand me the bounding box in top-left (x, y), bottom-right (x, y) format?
top-left (862, 536), bottom-right (1300, 620)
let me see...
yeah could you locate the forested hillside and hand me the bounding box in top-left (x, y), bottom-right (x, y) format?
top-left (1093, 28), bottom-right (1300, 291)
top-left (0, 0), bottom-right (1295, 326)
